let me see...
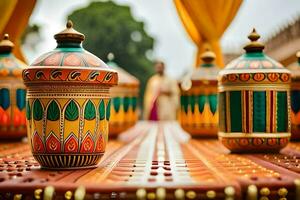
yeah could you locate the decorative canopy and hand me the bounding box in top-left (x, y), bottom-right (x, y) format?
top-left (174, 0), bottom-right (242, 67)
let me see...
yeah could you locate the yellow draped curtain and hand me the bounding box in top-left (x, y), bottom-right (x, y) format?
top-left (0, 0), bottom-right (36, 63)
top-left (174, 0), bottom-right (242, 67)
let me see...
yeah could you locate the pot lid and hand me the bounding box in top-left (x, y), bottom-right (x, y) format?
top-left (106, 53), bottom-right (139, 86)
top-left (0, 34), bottom-right (26, 78)
top-left (222, 29), bottom-right (289, 73)
top-left (24, 21), bottom-right (118, 86)
top-left (181, 49), bottom-right (219, 91)
top-left (31, 20), bottom-right (110, 69)
top-left (190, 49), bottom-right (219, 81)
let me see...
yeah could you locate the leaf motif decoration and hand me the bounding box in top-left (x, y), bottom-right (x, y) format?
top-left (198, 95), bottom-right (206, 113)
top-left (33, 99), bottom-right (43, 121)
top-left (208, 94), bottom-right (218, 115)
top-left (84, 100), bottom-right (96, 120)
top-left (181, 95), bottom-right (188, 114)
top-left (26, 101), bottom-right (31, 120)
top-left (132, 97), bottom-right (137, 111)
top-left (16, 89), bottom-right (26, 110)
top-left (113, 97), bottom-right (121, 113)
top-left (99, 100), bottom-right (105, 120)
top-left (65, 100), bottom-right (79, 121)
top-left (106, 99), bottom-right (111, 121)
top-left (47, 100), bottom-right (60, 121)
top-left (123, 97), bottom-right (130, 112)
top-left (0, 88), bottom-right (10, 110)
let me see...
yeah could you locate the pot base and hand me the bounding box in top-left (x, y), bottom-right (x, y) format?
top-left (181, 125), bottom-right (218, 138)
top-left (33, 154), bottom-right (104, 169)
top-left (219, 133), bottom-right (290, 153)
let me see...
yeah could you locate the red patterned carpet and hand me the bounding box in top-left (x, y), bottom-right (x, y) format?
top-left (0, 121), bottom-right (299, 199)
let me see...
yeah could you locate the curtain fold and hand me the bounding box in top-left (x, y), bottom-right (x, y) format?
top-left (0, 0), bottom-right (36, 63)
top-left (174, 0), bottom-right (242, 67)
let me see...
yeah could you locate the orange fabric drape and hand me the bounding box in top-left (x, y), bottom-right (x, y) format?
top-left (0, 0), bottom-right (36, 63)
top-left (174, 0), bottom-right (242, 67)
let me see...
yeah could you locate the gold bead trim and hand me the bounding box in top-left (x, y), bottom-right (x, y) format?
top-left (186, 190), bottom-right (196, 199)
top-left (224, 186), bottom-right (235, 200)
top-left (247, 185), bottom-right (257, 200)
top-left (65, 191), bottom-right (72, 200)
top-left (174, 189), bottom-right (185, 200)
top-left (43, 186), bottom-right (55, 200)
top-left (34, 188), bottom-right (42, 200)
top-left (74, 186), bottom-right (85, 200)
top-left (206, 190), bottom-right (216, 199)
top-left (13, 194), bottom-right (22, 200)
top-left (136, 188), bottom-right (146, 200)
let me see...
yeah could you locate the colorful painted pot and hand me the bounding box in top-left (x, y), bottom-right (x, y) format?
top-left (288, 52), bottom-right (300, 140)
top-left (180, 49), bottom-right (219, 137)
top-left (0, 34), bottom-right (27, 139)
top-left (22, 21), bottom-right (118, 169)
top-left (218, 29), bottom-right (291, 153)
top-left (106, 53), bottom-right (139, 137)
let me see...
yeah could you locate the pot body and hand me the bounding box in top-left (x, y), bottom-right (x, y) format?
top-left (0, 55), bottom-right (27, 139)
top-left (288, 64), bottom-right (300, 140)
top-left (109, 85), bottom-right (138, 137)
top-left (180, 80), bottom-right (218, 137)
top-left (23, 68), bottom-right (115, 169)
top-left (218, 53), bottom-right (291, 153)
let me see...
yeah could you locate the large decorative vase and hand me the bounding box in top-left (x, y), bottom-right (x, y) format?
top-left (288, 51), bottom-right (300, 140)
top-left (106, 54), bottom-right (139, 137)
top-left (0, 34), bottom-right (27, 139)
top-left (180, 49), bottom-right (219, 137)
top-left (218, 29), bottom-right (291, 153)
top-left (22, 21), bottom-right (118, 169)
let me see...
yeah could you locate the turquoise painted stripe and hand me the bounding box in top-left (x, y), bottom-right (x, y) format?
top-left (277, 91), bottom-right (287, 132)
top-left (253, 91), bottom-right (266, 132)
top-left (230, 91), bottom-right (242, 132)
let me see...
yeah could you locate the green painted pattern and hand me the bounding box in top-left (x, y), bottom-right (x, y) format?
top-left (0, 88), bottom-right (10, 110)
top-left (132, 97), bottom-right (137, 111)
top-left (181, 95), bottom-right (188, 114)
top-left (106, 100), bottom-right (111, 120)
top-left (123, 97), bottom-right (130, 112)
top-left (277, 91), bottom-right (287, 132)
top-left (189, 95), bottom-right (196, 113)
top-left (113, 97), bottom-right (121, 113)
top-left (16, 89), bottom-right (26, 110)
top-left (218, 92), bottom-right (226, 132)
top-left (99, 100), bottom-right (105, 120)
top-left (198, 95), bottom-right (206, 113)
top-left (33, 99), bottom-right (43, 121)
top-left (229, 91), bottom-right (242, 132)
top-left (84, 100), bottom-right (96, 120)
top-left (65, 100), bottom-right (79, 121)
top-left (208, 94), bottom-right (217, 114)
top-left (26, 101), bottom-right (31, 120)
top-left (47, 100), bottom-right (60, 121)
top-left (253, 91), bottom-right (266, 132)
